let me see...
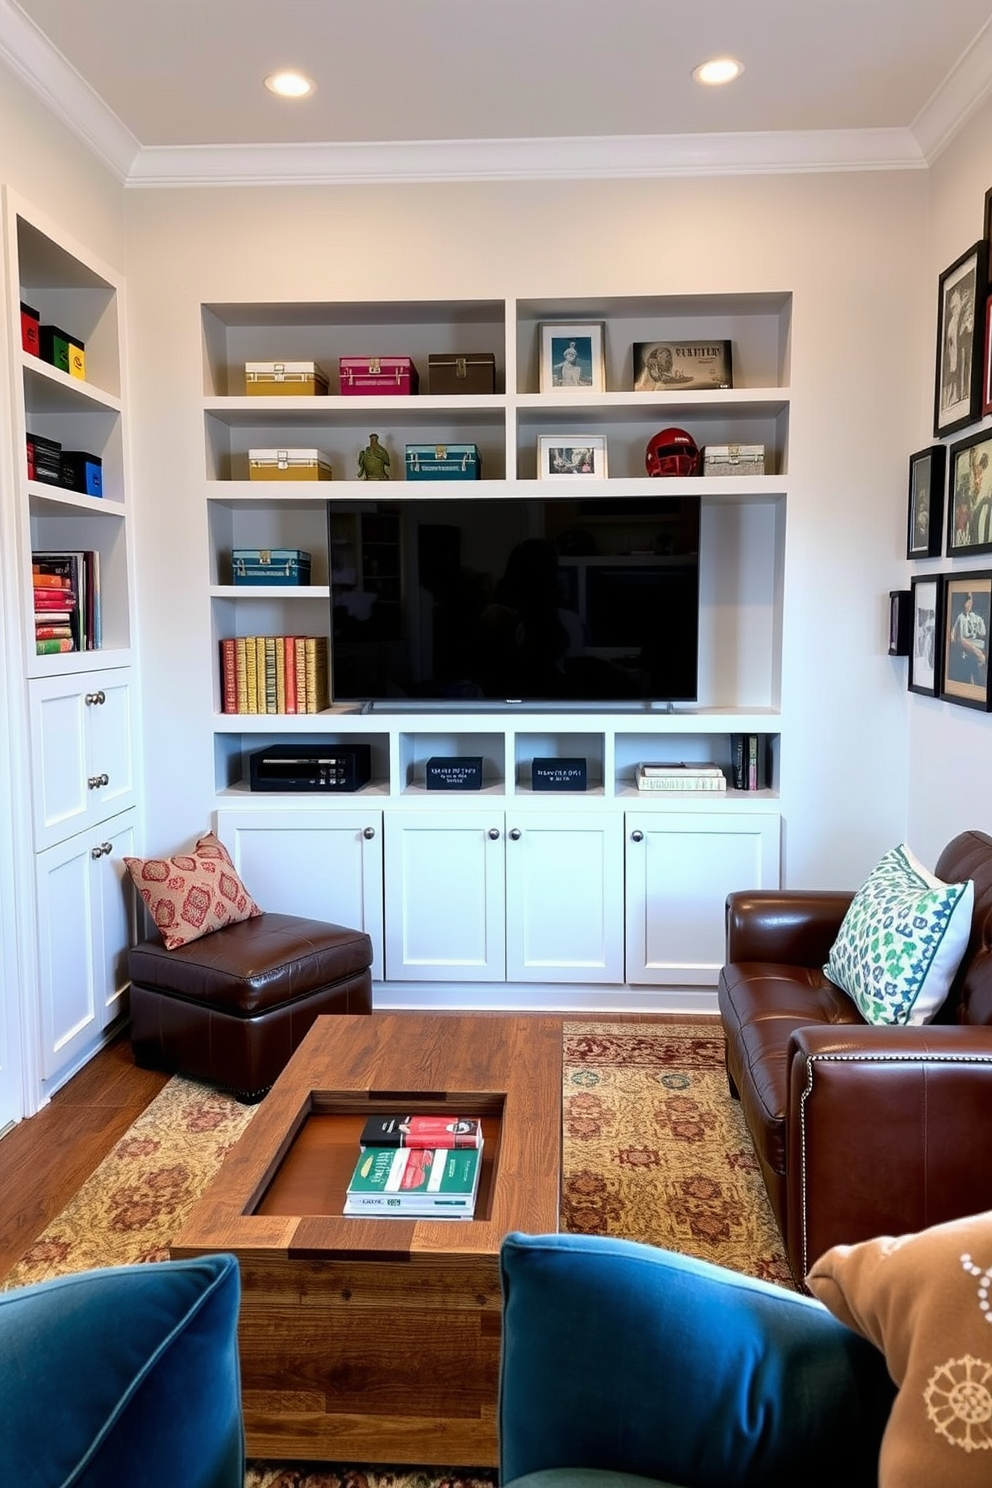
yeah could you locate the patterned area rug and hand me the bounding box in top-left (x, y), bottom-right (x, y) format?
top-left (2, 1019), bottom-right (789, 1488)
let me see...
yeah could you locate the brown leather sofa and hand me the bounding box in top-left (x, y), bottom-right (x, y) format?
top-left (718, 828), bottom-right (992, 1284)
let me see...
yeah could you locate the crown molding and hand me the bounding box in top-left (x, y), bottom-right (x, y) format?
top-left (126, 128), bottom-right (926, 189)
top-left (1, 0), bottom-right (991, 189)
top-left (912, 14), bottom-right (992, 161)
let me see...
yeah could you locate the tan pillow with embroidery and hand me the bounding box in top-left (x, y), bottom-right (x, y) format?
top-left (807, 1211), bottom-right (992, 1485)
top-left (124, 831), bottom-right (262, 949)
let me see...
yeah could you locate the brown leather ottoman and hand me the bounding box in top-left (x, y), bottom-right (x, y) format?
top-left (128, 911), bottom-right (373, 1100)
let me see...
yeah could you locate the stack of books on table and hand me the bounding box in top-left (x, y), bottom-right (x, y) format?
top-left (635, 762), bottom-right (727, 792)
top-left (343, 1113), bottom-right (483, 1219)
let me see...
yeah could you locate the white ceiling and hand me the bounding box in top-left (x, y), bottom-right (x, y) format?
top-left (4, 0), bottom-right (992, 186)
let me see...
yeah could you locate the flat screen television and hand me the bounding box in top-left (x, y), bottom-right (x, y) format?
top-left (327, 494), bottom-right (700, 706)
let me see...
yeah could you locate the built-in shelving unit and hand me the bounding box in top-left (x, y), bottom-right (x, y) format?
top-left (202, 291), bottom-right (790, 1004)
top-left (3, 191), bottom-right (137, 1093)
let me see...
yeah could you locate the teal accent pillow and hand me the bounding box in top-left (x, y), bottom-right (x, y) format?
top-left (824, 844), bottom-right (974, 1025)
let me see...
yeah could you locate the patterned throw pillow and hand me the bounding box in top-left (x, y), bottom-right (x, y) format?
top-left (807, 1211), bottom-right (992, 1487)
top-left (124, 831), bottom-right (262, 950)
top-left (823, 843), bottom-right (973, 1024)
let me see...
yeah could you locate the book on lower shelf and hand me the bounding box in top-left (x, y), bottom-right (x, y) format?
top-left (729, 734), bottom-right (771, 791)
top-left (343, 1144), bottom-right (483, 1218)
top-left (359, 1114), bottom-right (483, 1150)
top-left (219, 634), bottom-right (329, 714)
top-left (636, 762), bottom-right (727, 792)
top-left (32, 549), bottom-right (100, 654)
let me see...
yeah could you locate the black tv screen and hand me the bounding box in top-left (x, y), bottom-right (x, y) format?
top-left (327, 494), bottom-right (700, 705)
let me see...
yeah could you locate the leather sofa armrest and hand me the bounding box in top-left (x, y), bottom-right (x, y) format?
top-left (786, 1024), bottom-right (992, 1283)
top-left (725, 889), bottom-right (854, 965)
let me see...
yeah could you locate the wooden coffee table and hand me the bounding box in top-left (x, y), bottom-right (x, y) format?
top-left (171, 1012), bottom-right (562, 1466)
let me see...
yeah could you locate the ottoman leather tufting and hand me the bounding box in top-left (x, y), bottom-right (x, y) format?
top-left (128, 911), bottom-right (373, 1100)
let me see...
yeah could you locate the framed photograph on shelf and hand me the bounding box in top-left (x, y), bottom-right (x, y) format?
top-left (933, 241), bottom-right (987, 438)
top-left (940, 571), bottom-right (992, 709)
top-left (539, 322), bottom-right (605, 392)
top-left (907, 445), bottom-right (946, 558)
top-left (946, 427), bottom-right (992, 555)
top-left (537, 435), bottom-right (608, 478)
top-left (633, 339), bottom-right (732, 391)
top-left (908, 575), bottom-right (943, 696)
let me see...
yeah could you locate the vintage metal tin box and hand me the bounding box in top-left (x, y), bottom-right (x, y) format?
top-left (702, 443), bottom-right (766, 477)
top-left (232, 548), bottom-right (312, 586)
top-left (428, 353), bottom-right (496, 395)
top-left (244, 361), bottom-right (330, 396)
top-left (339, 356), bottom-right (419, 395)
top-left (405, 443), bottom-right (481, 480)
top-left (248, 448), bottom-right (334, 481)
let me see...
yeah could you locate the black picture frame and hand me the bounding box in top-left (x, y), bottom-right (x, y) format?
top-left (983, 295), bottom-right (992, 419)
top-left (934, 240), bottom-right (988, 438)
top-left (946, 426), bottom-right (992, 556)
top-left (907, 445), bottom-right (946, 558)
top-left (940, 570), bottom-right (992, 709)
top-left (908, 574), bottom-right (943, 696)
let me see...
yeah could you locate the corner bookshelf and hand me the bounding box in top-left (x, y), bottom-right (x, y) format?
top-left (2, 190), bottom-right (138, 1093)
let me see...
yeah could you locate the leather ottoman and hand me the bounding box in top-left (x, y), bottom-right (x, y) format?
top-left (128, 911), bottom-right (373, 1100)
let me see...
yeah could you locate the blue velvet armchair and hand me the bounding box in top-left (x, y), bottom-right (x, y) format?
top-left (0, 1251), bottom-right (243, 1488)
top-left (498, 1233), bottom-right (895, 1488)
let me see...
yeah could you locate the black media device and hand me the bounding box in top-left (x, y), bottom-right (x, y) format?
top-left (327, 495), bottom-right (700, 706)
top-left (249, 743), bottom-right (372, 792)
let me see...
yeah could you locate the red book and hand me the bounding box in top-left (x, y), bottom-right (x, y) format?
top-left (219, 638), bottom-right (237, 714)
top-left (283, 636), bottom-right (297, 714)
top-left (359, 1114), bottom-right (483, 1149)
top-left (34, 589), bottom-right (76, 607)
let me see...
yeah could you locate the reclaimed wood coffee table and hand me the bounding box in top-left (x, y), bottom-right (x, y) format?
top-left (171, 1011), bottom-right (562, 1466)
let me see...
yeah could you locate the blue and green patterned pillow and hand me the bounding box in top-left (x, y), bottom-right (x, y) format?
top-left (824, 844), bottom-right (974, 1025)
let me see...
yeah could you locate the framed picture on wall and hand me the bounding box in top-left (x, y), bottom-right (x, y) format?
top-left (539, 322), bottom-right (605, 392)
top-left (984, 296), bottom-right (992, 418)
top-left (946, 427), bottom-right (992, 555)
top-left (907, 445), bottom-right (946, 558)
top-left (908, 575), bottom-right (943, 696)
top-left (940, 571), bottom-right (992, 709)
top-left (933, 241), bottom-right (988, 438)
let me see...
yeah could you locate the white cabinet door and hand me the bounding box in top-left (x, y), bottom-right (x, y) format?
top-left (216, 808), bottom-right (385, 978)
top-left (29, 670), bottom-right (134, 850)
top-left (384, 810), bottom-right (506, 981)
top-left (505, 810), bottom-right (624, 983)
top-left (35, 810), bottom-right (137, 1086)
top-left (625, 811), bottom-right (781, 986)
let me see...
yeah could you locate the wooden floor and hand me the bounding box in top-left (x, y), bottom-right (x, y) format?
top-left (0, 1034), bottom-right (168, 1279)
top-left (0, 1010), bottom-right (714, 1282)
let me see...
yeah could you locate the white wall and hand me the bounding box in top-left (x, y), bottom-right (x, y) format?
top-left (126, 167), bottom-right (925, 889)
top-left (908, 97), bottom-right (992, 867)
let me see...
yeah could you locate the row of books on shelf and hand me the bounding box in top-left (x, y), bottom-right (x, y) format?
top-left (634, 735), bottom-right (770, 793)
top-left (32, 550), bottom-right (100, 654)
top-left (344, 1113), bottom-right (483, 1219)
top-left (219, 635), bottom-right (329, 714)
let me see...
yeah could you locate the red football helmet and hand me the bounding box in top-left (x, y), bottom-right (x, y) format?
top-left (645, 427), bottom-right (699, 477)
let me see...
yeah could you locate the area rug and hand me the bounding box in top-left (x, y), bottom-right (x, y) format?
top-left (1, 1019), bottom-right (789, 1488)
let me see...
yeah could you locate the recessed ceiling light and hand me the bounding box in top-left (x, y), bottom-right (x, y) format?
top-left (693, 57), bottom-right (745, 86)
top-left (264, 70), bottom-right (316, 99)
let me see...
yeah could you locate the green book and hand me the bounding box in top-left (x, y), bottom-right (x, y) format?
top-left (343, 1144), bottom-right (482, 1217)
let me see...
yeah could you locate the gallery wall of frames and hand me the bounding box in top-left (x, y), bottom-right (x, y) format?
top-left (905, 185), bottom-right (992, 713)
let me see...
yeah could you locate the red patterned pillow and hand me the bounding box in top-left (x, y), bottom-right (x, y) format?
top-left (124, 832), bottom-right (262, 949)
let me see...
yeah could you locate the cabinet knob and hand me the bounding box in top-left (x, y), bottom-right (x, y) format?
top-left (362, 826), bottom-right (376, 839)
top-left (630, 829), bottom-right (644, 842)
top-left (87, 772), bottom-right (110, 789)
top-left (85, 691), bottom-right (106, 705)
top-left (508, 828), bottom-right (521, 841)
top-left (90, 841), bottom-right (113, 859)
top-left (488, 828), bottom-right (501, 840)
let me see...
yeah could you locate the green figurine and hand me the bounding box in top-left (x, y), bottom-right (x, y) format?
top-left (357, 432), bottom-right (391, 481)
